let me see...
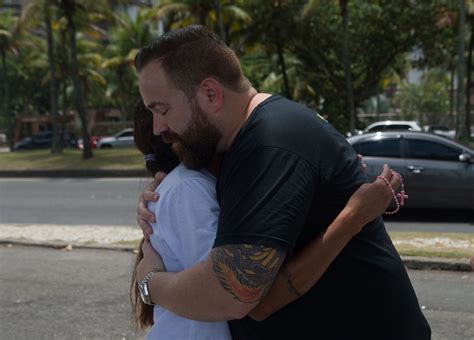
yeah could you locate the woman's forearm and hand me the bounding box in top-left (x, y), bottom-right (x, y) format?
top-left (248, 172), bottom-right (396, 321)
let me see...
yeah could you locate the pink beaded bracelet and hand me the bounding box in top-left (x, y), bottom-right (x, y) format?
top-left (377, 171), bottom-right (408, 215)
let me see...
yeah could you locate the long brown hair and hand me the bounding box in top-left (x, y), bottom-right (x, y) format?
top-left (130, 100), bottom-right (179, 330)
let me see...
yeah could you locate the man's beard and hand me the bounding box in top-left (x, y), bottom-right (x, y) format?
top-left (161, 101), bottom-right (221, 170)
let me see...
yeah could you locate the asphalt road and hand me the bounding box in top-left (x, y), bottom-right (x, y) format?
top-left (1, 245), bottom-right (473, 340)
top-left (0, 178), bottom-right (149, 226)
top-left (0, 178), bottom-right (472, 232)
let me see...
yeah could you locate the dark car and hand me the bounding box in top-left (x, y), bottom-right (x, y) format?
top-left (348, 131), bottom-right (474, 211)
top-left (13, 131), bottom-right (78, 150)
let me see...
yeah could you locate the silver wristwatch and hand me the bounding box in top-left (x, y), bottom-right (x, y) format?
top-left (138, 269), bottom-right (160, 305)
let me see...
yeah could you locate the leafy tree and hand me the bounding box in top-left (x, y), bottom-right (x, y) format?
top-left (289, 1), bottom-right (456, 133)
top-left (393, 68), bottom-right (450, 126)
top-left (242, 0), bottom-right (303, 100)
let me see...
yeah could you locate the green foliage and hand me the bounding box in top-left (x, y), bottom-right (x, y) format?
top-left (393, 69), bottom-right (451, 125)
top-left (289, 1), bottom-right (456, 128)
top-left (101, 9), bottom-right (154, 119)
top-left (5, 0), bottom-right (463, 136)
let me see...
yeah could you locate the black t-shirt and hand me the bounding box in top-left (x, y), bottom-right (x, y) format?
top-left (214, 96), bottom-right (431, 340)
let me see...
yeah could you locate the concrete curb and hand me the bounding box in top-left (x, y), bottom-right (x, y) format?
top-left (1, 239), bottom-right (472, 272)
top-left (0, 169), bottom-right (148, 178)
top-left (401, 255), bottom-right (473, 272)
top-left (0, 239), bottom-right (136, 252)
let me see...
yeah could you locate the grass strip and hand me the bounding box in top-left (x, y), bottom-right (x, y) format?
top-left (388, 231), bottom-right (473, 259)
top-left (112, 232), bottom-right (473, 260)
top-left (0, 148), bottom-right (144, 170)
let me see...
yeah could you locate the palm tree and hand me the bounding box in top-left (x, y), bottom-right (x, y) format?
top-left (57, 0), bottom-right (113, 159)
top-left (242, 0), bottom-right (300, 99)
top-left (102, 9), bottom-right (153, 120)
top-left (44, 1), bottom-right (62, 153)
top-left (0, 10), bottom-right (20, 150)
top-left (150, 0), bottom-right (250, 46)
top-left (23, 1), bottom-right (63, 153)
top-left (60, 0), bottom-right (93, 159)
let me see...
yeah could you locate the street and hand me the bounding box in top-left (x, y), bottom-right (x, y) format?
top-left (1, 245), bottom-right (473, 340)
top-left (0, 178), bottom-right (473, 232)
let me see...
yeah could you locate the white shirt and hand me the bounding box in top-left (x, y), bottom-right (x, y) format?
top-left (147, 164), bottom-right (231, 340)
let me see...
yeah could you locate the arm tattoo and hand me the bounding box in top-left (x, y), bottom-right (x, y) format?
top-left (281, 261), bottom-right (302, 297)
top-left (211, 244), bottom-right (285, 303)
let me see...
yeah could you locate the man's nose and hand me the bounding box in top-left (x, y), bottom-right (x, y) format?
top-left (153, 115), bottom-right (168, 136)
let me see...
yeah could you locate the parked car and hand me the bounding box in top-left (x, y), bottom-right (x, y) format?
top-left (97, 128), bottom-right (135, 149)
top-left (348, 131), bottom-right (474, 211)
top-left (77, 135), bottom-right (103, 150)
top-left (13, 131), bottom-right (77, 150)
top-left (424, 125), bottom-right (456, 139)
top-left (364, 120), bottom-right (423, 133)
top-left (0, 133), bottom-right (7, 147)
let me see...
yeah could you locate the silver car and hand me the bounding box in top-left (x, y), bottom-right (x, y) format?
top-left (97, 128), bottom-right (135, 149)
top-left (348, 131), bottom-right (474, 211)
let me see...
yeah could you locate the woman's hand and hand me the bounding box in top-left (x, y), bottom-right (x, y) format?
top-left (137, 171), bottom-right (167, 239)
top-left (344, 164), bottom-right (401, 233)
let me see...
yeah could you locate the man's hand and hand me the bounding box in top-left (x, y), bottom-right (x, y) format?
top-left (137, 171), bottom-right (167, 239)
top-left (344, 164), bottom-right (401, 232)
top-left (137, 239), bottom-right (166, 283)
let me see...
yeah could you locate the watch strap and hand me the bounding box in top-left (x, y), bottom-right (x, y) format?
top-left (140, 269), bottom-right (160, 305)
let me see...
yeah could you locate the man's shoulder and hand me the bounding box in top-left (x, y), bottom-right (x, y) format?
top-left (227, 96), bottom-right (339, 170)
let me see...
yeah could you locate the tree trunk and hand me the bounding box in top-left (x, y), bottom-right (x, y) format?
top-left (214, 0), bottom-right (226, 43)
top-left (276, 42), bottom-right (291, 100)
top-left (63, 0), bottom-right (93, 159)
top-left (376, 92), bottom-right (380, 120)
top-left (116, 65), bottom-right (128, 120)
top-left (199, 8), bottom-right (207, 27)
top-left (456, 0), bottom-right (467, 141)
top-left (341, 0), bottom-right (356, 134)
top-left (1, 49), bottom-right (13, 150)
top-left (45, 1), bottom-right (62, 154)
top-left (449, 62), bottom-right (455, 127)
top-left (465, 18), bottom-right (473, 141)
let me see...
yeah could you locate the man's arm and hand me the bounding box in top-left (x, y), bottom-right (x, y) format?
top-left (137, 241), bottom-right (285, 321)
top-left (248, 164), bottom-right (401, 321)
top-left (136, 165), bottom-right (399, 322)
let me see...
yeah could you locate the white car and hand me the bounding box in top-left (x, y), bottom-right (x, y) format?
top-left (364, 120), bottom-right (422, 133)
top-left (97, 128), bottom-right (135, 149)
top-left (425, 125), bottom-right (456, 139)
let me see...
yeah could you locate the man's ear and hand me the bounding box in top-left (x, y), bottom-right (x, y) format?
top-left (196, 77), bottom-right (223, 113)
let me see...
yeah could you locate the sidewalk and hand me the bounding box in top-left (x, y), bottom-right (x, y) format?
top-left (1, 223), bottom-right (472, 272)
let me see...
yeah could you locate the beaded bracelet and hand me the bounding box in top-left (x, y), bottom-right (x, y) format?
top-left (376, 171), bottom-right (408, 215)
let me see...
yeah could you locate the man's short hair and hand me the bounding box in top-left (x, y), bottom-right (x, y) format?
top-left (135, 25), bottom-right (251, 98)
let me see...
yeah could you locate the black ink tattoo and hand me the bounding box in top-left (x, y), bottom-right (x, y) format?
top-left (281, 261), bottom-right (302, 297)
